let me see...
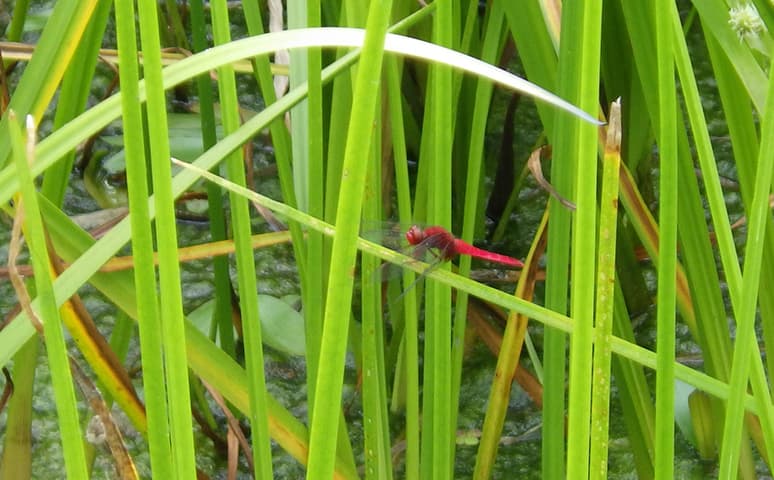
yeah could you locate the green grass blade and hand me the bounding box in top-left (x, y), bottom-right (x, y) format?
top-left (40, 0), bottom-right (112, 206)
top-left (300, 1), bottom-right (329, 437)
top-left (621, 3), bottom-right (759, 473)
top-left (361, 125), bottom-right (394, 479)
top-left (4, 0), bottom-right (31, 41)
top-left (681, 9), bottom-right (774, 466)
top-left (692, 0), bottom-right (767, 111)
top-left (288, 0), bottom-right (310, 211)
top-left (503, 3), bottom-right (567, 476)
top-left (718, 30), bottom-right (774, 479)
top-left (0, 0), bottom-right (99, 167)
top-left (0, 28), bottom-right (598, 207)
top-left (210, 0), bottom-right (274, 477)
top-left (654, 2), bottom-right (678, 474)
top-left (172, 156), bottom-right (771, 418)
top-left (385, 52), bottom-right (421, 479)
top-left (557, 1), bottom-right (604, 477)
top-left (189, 0), bottom-right (235, 358)
top-left (474, 212), bottom-right (548, 480)
top-left (611, 282), bottom-right (655, 478)
top-left (307, 5), bottom-right (394, 478)
top-left (10, 113), bottom-right (89, 478)
top-left (114, 0), bottom-right (173, 474)
top-left (135, 0), bottom-right (197, 476)
top-left (0, 337), bottom-right (38, 479)
top-left (589, 101), bottom-right (622, 479)
top-left (450, 5), bottom-right (506, 462)
top-left (422, 0), bottom-right (454, 477)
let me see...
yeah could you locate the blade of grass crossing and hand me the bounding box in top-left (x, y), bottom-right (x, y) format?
top-left (307, 3), bottom-right (394, 478)
top-left (0, 28), bottom-right (598, 207)
top-left (654, 2), bottom-right (678, 474)
top-left (33, 202), bottom-right (359, 477)
top-left (10, 114), bottom-right (89, 478)
top-left (0, 26), bottom-right (592, 366)
top-left (14, 45), bottom-right (363, 319)
top-left (113, 0), bottom-right (173, 474)
top-left (138, 156), bottom-right (774, 420)
top-left (135, 0), bottom-right (198, 476)
top-left (210, 1), bottom-right (274, 476)
top-left (239, 2), bottom-right (298, 210)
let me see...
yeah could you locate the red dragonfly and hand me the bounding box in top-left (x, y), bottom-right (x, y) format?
top-left (404, 225), bottom-right (524, 268)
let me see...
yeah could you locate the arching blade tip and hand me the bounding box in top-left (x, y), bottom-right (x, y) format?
top-left (577, 110), bottom-right (605, 126)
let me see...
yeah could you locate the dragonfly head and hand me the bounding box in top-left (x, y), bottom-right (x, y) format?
top-left (405, 225), bottom-right (424, 246)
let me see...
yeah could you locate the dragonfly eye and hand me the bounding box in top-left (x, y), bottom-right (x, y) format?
top-left (405, 225), bottom-right (423, 245)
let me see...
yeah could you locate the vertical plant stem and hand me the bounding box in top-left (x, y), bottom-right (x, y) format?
top-left (718, 28), bottom-right (774, 480)
top-left (210, 1), bottom-right (274, 477)
top-left (189, 0), bottom-right (236, 358)
top-left (4, 0), bottom-right (30, 41)
top-left (307, 4), bottom-right (393, 478)
top-left (113, 0), bottom-right (173, 475)
top-left (288, 0), bottom-right (310, 211)
top-left (304, 0), bottom-right (326, 417)
top-left (589, 100), bottom-right (622, 479)
top-left (502, 3), bottom-right (566, 476)
top-left (423, 1), bottom-right (454, 477)
top-left (0, 336), bottom-right (38, 479)
top-left (450, 3), bottom-right (505, 450)
top-left (654, 2), bottom-right (678, 476)
top-left (361, 123), bottom-right (393, 479)
top-left (135, 0), bottom-right (197, 476)
top-left (698, 24), bottom-right (774, 465)
top-left (560, 1), bottom-right (603, 478)
top-left (386, 53), bottom-right (420, 480)
top-left (240, 4), bottom-right (314, 413)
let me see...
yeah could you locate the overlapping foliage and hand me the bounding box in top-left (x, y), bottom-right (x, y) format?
top-left (1, 0), bottom-right (773, 478)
